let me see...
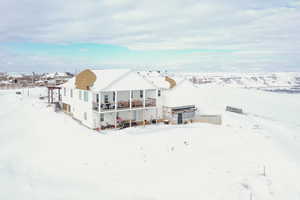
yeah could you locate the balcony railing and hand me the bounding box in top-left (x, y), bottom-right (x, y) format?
top-left (131, 99), bottom-right (143, 108)
top-left (101, 103), bottom-right (115, 111)
top-left (145, 98), bottom-right (156, 107)
top-left (117, 100), bottom-right (130, 109)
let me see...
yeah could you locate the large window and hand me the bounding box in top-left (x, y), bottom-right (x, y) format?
top-left (100, 114), bottom-right (104, 122)
top-left (70, 89), bottom-right (73, 98)
top-left (63, 88), bottom-right (66, 96)
top-left (84, 112), bottom-right (87, 120)
top-left (84, 91), bottom-right (89, 102)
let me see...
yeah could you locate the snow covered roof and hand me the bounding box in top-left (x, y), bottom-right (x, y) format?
top-left (140, 71), bottom-right (170, 89)
top-left (62, 69), bottom-right (157, 91)
top-left (91, 69), bottom-right (131, 90)
top-left (163, 79), bottom-right (198, 107)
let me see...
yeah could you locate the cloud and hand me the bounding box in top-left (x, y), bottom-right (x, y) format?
top-left (0, 0), bottom-right (299, 71)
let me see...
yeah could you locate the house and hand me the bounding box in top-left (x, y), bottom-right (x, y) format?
top-left (60, 68), bottom-right (219, 130)
top-left (61, 69), bottom-right (165, 129)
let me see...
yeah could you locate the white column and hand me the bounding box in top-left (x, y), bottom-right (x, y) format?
top-left (98, 92), bottom-right (101, 112)
top-left (156, 89), bottom-right (158, 107)
top-left (129, 111), bottom-right (132, 127)
top-left (142, 109), bottom-right (145, 126)
top-left (115, 91), bottom-right (118, 129)
top-left (114, 112), bottom-right (117, 128)
top-left (129, 90), bottom-right (132, 109)
top-left (143, 89), bottom-right (146, 108)
top-left (156, 108), bottom-right (158, 124)
top-left (115, 91), bottom-right (118, 111)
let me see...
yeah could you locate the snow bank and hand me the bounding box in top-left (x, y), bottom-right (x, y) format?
top-left (1, 87), bottom-right (300, 200)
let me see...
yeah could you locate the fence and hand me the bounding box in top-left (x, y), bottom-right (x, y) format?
top-left (193, 115), bottom-right (222, 125)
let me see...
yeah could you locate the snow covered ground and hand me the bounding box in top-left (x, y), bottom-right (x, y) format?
top-left (1, 86), bottom-right (300, 200)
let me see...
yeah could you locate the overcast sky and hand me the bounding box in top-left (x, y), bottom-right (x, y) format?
top-left (0, 0), bottom-right (300, 72)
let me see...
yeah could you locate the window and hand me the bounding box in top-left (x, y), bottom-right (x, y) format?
top-left (96, 94), bottom-right (99, 103)
top-left (104, 95), bottom-right (109, 103)
top-left (100, 114), bottom-right (104, 122)
top-left (63, 88), bottom-right (66, 96)
top-left (84, 112), bottom-right (87, 120)
top-left (84, 91), bottom-right (89, 102)
top-left (70, 89), bottom-right (73, 98)
top-left (158, 90), bottom-right (161, 97)
top-left (140, 90), bottom-right (143, 98)
top-left (79, 90), bottom-right (82, 100)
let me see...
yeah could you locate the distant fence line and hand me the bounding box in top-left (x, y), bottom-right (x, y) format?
top-left (0, 85), bottom-right (38, 90)
top-left (193, 115), bottom-right (222, 125)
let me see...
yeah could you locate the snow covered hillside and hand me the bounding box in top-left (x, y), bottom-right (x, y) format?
top-left (142, 71), bottom-right (300, 91)
top-left (1, 87), bottom-right (300, 200)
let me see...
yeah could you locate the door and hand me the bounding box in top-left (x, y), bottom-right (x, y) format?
top-left (178, 113), bottom-right (183, 124)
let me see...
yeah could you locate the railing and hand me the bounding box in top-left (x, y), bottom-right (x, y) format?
top-left (101, 103), bottom-right (115, 111)
top-left (131, 99), bottom-right (143, 108)
top-left (145, 98), bottom-right (156, 107)
top-left (117, 100), bottom-right (130, 109)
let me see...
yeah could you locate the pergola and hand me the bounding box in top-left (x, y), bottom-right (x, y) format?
top-left (47, 86), bottom-right (61, 104)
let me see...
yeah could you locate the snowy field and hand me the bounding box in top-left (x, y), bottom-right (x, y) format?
top-left (1, 87), bottom-right (300, 200)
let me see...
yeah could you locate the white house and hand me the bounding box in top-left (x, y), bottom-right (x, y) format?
top-left (59, 68), bottom-right (220, 130)
top-left (61, 69), bottom-right (166, 130)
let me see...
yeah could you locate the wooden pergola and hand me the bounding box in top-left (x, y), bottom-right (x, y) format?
top-left (47, 86), bottom-right (61, 104)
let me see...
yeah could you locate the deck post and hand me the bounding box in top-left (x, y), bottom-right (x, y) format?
top-left (47, 88), bottom-right (49, 103)
top-left (129, 110), bottom-right (132, 127)
top-left (143, 89), bottom-right (146, 108)
top-left (58, 88), bottom-right (61, 101)
top-left (51, 89), bottom-right (54, 103)
top-left (115, 91), bottom-right (117, 111)
top-left (98, 92), bottom-right (101, 112)
top-left (115, 112), bottom-right (117, 129)
top-left (156, 108), bottom-right (158, 125)
top-left (142, 109), bottom-right (145, 126)
top-left (129, 90), bottom-right (132, 109)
